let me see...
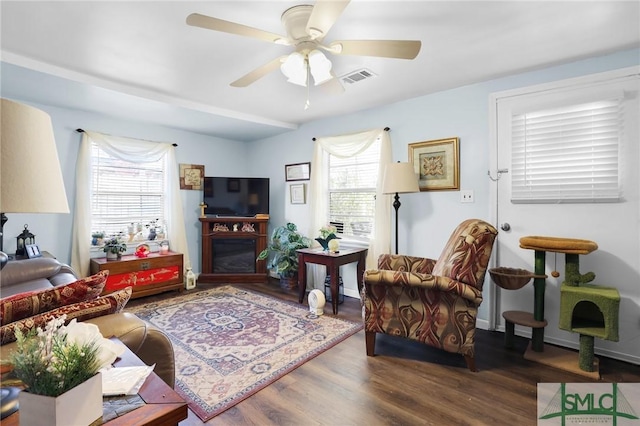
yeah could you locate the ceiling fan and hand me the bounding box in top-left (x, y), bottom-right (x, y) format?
top-left (186, 0), bottom-right (421, 90)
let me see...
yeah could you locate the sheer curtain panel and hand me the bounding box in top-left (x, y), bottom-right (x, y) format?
top-left (308, 128), bottom-right (392, 290)
top-left (71, 131), bottom-right (190, 277)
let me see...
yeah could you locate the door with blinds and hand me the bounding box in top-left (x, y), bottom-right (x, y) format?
top-left (491, 67), bottom-right (640, 363)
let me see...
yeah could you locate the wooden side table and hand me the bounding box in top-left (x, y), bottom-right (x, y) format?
top-left (296, 247), bottom-right (368, 315)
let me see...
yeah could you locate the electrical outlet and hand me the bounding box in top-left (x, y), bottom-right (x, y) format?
top-left (461, 190), bottom-right (474, 203)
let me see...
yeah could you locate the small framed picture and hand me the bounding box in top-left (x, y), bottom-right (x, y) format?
top-left (290, 183), bottom-right (306, 204)
top-left (26, 244), bottom-right (42, 259)
top-left (408, 137), bottom-right (460, 191)
top-left (285, 162), bottom-right (311, 181)
top-left (179, 164), bottom-right (205, 190)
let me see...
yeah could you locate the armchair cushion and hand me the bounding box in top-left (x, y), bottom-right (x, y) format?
top-left (377, 254), bottom-right (437, 274)
top-left (431, 219), bottom-right (498, 290)
top-left (0, 287), bottom-right (132, 344)
top-left (0, 270), bottom-right (109, 326)
top-left (363, 269), bottom-right (483, 304)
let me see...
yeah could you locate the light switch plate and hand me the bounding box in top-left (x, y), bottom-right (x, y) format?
top-left (461, 190), bottom-right (474, 203)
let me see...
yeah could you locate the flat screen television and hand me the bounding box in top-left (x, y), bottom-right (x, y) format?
top-left (203, 177), bottom-right (269, 217)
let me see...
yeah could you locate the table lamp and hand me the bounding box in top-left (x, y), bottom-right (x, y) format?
top-left (382, 161), bottom-right (420, 254)
top-left (0, 98), bottom-right (70, 256)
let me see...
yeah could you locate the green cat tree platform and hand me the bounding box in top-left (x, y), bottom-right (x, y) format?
top-left (497, 236), bottom-right (620, 379)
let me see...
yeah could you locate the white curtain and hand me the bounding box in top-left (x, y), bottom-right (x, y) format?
top-left (307, 128), bottom-right (392, 289)
top-left (71, 131), bottom-right (190, 277)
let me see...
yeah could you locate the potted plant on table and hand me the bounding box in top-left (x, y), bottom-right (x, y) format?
top-left (8, 315), bottom-right (124, 426)
top-left (103, 237), bottom-right (127, 260)
top-left (257, 222), bottom-right (312, 290)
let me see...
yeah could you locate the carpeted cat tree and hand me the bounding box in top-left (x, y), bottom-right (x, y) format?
top-left (492, 236), bottom-right (620, 379)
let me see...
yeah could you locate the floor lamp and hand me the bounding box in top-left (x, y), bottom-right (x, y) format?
top-left (0, 98), bottom-right (70, 261)
top-left (382, 161), bottom-right (420, 254)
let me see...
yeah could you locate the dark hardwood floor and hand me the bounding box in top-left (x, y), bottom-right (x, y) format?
top-left (126, 281), bottom-right (640, 426)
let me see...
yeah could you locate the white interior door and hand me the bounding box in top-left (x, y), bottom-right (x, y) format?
top-left (491, 68), bottom-right (640, 364)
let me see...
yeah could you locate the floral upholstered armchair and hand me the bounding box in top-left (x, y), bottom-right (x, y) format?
top-left (361, 219), bottom-right (498, 371)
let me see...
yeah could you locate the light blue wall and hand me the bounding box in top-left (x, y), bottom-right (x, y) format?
top-left (3, 48), bottom-right (638, 322)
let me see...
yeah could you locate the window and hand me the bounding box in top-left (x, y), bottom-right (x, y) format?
top-left (90, 142), bottom-right (166, 237)
top-left (511, 98), bottom-right (622, 203)
top-left (327, 138), bottom-right (381, 239)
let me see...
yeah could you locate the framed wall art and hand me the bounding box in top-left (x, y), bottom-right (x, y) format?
top-left (290, 183), bottom-right (306, 204)
top-left (408, 137), bottom-right (460, 191)
top-left (179, 164), bottom-right (205, 190)
top-left (285, 162), bottom-right (311, 181)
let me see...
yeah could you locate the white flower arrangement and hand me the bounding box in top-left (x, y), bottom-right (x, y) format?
top-left (318, 225), bottom-right (338, 239)
top-left (9, 315), bottom-right (124, 397)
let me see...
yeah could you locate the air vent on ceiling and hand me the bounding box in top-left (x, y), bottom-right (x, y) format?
top-left (341, 68), bottom-right (377, 85)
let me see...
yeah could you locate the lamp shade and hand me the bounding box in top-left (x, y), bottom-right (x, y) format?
top-left (382, 162), bottom-right (420, 194)
top-left (308, 50), bottom-right (333, 86)
top-left (1, 98), bottom-right (70, 214)
top-left (280, 52), bottom-right (308, 87)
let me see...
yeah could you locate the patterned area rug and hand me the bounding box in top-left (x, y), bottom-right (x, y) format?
top-left (126, 286), bottom-right (362, 421)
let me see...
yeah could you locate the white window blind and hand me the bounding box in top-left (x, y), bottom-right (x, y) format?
top-left (511, 98), bottom-right (622, 203)
top-left (90, 142), bottom-right (166, 236)
top-left (328, 139), bottom-right (380, 239)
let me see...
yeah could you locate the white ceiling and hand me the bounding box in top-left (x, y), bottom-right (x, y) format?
top-left (1, 1), bottom-right (639, 141)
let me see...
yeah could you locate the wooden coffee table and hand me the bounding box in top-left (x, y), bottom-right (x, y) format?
top-left (3, 340), bottom-right (187, 426)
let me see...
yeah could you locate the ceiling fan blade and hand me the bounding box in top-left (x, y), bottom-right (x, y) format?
top-left (305, 0), bottom-right (350, 39)
top-left (187, 13), bottom-right (288, 44)
top-left (331, 40), bottom-right (421, 59)
top-left (230, 56), bottom-right (288, 87)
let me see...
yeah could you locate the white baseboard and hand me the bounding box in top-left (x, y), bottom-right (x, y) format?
top-left (478, 321), bottom-right (640, 366)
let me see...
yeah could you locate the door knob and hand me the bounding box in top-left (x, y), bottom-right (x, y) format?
top-left (500, 223), bottom-right (511, 231)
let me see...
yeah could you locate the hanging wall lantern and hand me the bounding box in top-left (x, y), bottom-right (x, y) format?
top-left (15, 224), bottom-right (35, 258)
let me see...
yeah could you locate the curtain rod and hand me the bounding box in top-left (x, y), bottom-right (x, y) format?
top-left (312, 127), bottom-right (389, 141)
top-left (75, 128), bottom-right (178, 147)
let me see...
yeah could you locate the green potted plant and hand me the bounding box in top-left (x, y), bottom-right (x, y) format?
top-left (102, 237), bottom-right (127, 260)
top-left (257, 222), bottom-right (312, 289)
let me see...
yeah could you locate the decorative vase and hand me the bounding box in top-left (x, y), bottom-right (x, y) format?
top-left (315, 234), bottom-right (340, 252)
top-left (18, 372), bottom-right (103, 426)
top-left (106, 251), bottom-right (118, 261)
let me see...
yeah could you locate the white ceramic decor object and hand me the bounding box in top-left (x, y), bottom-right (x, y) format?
top-left (308, 289), bottom-right (326, 315)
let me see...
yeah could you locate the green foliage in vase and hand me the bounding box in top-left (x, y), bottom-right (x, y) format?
top-left (257, 222), bottom-right (312, 278)
top-left (9, 316), bottom-right (100, 397)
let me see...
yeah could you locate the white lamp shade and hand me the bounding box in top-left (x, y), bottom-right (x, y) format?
top-left (280, 52), bottom-right (308, 86)
top-left (1, 98), bottom-right (70, 213)
top-left (382, 162), bottom-right (420, 194)
top-left (308, 50), bottom-right (333, 86)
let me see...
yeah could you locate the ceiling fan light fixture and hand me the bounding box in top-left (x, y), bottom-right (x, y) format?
top-left (281, 52), bottom-right (308, 86)
top-left (308, 49), bottom-right (333, 86)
